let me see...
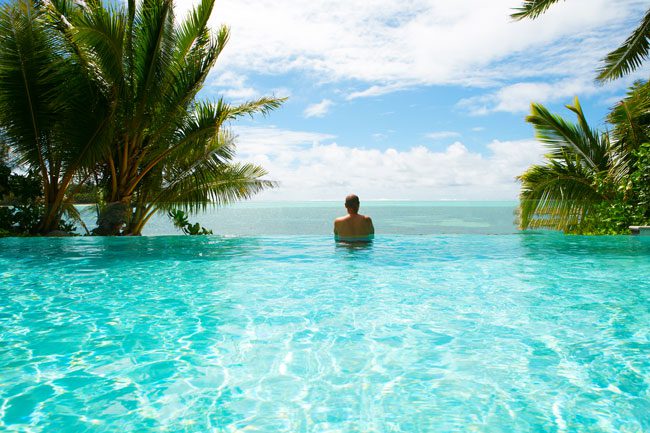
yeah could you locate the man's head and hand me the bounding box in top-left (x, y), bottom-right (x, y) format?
top-left (345, 194), bottom-right (360, 214)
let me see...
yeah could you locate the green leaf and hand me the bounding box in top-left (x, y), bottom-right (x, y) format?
top-left (511, 0), bottom-right (563, 21)
top-left (597, 8), bottom-right (650, 82)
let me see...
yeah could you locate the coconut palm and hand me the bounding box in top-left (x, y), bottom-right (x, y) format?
top-left (0, 0), bottom-right (109, 233)
top-left (126, 128), bottom-right (277, 235)
top-left (517, 98), bottom-right (614, 231)
top-left (48, 0), bottom-right (283, 235)
top-left (512, 1), bottom-right (650, 82)
top-left (607, 80), bottom-right (650, 176)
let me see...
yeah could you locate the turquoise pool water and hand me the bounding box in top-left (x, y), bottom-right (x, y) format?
top-left (1, 234), bottom-right (649, 432)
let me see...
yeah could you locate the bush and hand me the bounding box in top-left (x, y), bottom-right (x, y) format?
top-left (581, 143), bottom-right (650, 234)
top-left (0, 150), bottom-right (77, 235)
top-left (167, 209), bottom-right (213, 235)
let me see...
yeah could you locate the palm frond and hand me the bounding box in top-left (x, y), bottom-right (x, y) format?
top-left (597, 8), bottom-right (650, 82)
top-left (608, 80), bottom-right (650, 154)
top-left (128, 106), bottom-right (238, 191)
top-left (146, 26), bottom-right (228, 143)
top-left (133, 0), bottom-right (175, 123)
top-left (518, 100), bottom-right (614, 232)
top-left (527, 99), bottom-right (609, 171)
top-left (0, 0), bottom-right (60, 177)
top-left (70, 3), bottom-right (126, 88)
top-left (152, 158), bottom-right (277, 213)
top-left (511, 0), bottom-right (563, 21)
top-left (61, 200), bottom-right (90, 235)
top-left (512, 2), bottom-right (650, 82)
top-left (223, 96), bottom-right (288, 120)
top-left (517, 163), bottom-right (603, 231)
top-left (170, 122), bottom-right (236, 165)
top-left (607, 81), bottom-right (650, 183)
top-left (174, 0), bottom-right (216, 60)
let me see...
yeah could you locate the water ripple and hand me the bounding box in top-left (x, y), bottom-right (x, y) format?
top-left (1, 234), bottom-right (649, 432)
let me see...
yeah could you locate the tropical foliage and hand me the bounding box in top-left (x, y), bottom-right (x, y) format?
top-left (0, 143), bottom-right (46, 235)
top-left (512, 0), bottom-right (650, 82)
top-left (518, 84), bottom-right (650, 233)
top-left (0, 0), bottom-right (106, 233)
top-left (514, 2), bottom-right (650, 233)
top-left (0, 0), bottom-right (282, 236)
top-left (168, 209), bottom-right (212, 235)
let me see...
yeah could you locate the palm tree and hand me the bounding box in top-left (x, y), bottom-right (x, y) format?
top-left (512, 1), bottom-right (650, 82)
top-left (127, 129), bottom-right (276, 235)
top-left (606, 80), bottom-right (650, 225)
top-left (517, 98), bottom-right (614, 231)
top-left (0, 0), bottom-right (109, 233)
top-left (48, 0), bottom-right (283, 235)
top-left (607, 80), bottom-right (650, 174)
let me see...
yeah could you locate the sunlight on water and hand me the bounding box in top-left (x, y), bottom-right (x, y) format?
top-left (1, 234), bottom-right (649, 432)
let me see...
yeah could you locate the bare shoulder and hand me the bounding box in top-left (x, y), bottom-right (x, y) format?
top-left (334, 216), bottom-right (349, 223)
top-left (362, 215), bottom-right (373, 222)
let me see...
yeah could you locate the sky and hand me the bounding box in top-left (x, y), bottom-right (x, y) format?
top-left (182, 0), bottom-right (647, 200)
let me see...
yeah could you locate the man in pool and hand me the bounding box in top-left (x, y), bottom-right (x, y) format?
top-left (333, 194), bottom-right (375, 241)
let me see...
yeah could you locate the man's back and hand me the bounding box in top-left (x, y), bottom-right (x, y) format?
top-left (334, 213), bottom-right (374, 239)
top-left (334, 194), bottom-right (374, 240)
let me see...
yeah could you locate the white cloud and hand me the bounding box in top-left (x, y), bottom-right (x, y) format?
top-left (233, 126), bottom-right (545, 200)
top-left (175, 0), bottom-right (647, 98)
top-left (270, 87), bottom-right (292, 98)
top-left (234, 125), bottom-right (335, 154)
top-left (221, 86), bottom-right (258, 100)
top-left (456, 73), bottom-right (647, 115)
top-left (456, 78), bottom-right (603, 115)
top-left (346, 84), bottom-right (409, 100)
top-left (209, 71), bottom-right (259, 101)
top-left (425, 131), bottom-right (461, 140)
top-left (602, 94), bottom-right (627, 107)
top-left (303, 99), bottom-right (334, 118)
top-left (210, 70), bottom-right (245, 88)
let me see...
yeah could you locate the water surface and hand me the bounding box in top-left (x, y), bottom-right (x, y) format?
top-left (1, 234), bottom-right (649, 432)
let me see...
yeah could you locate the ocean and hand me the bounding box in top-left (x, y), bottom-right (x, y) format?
top-left (79, 201), bottom-right (520, 236)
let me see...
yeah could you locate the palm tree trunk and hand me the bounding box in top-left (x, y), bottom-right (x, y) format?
top-left (130, 205), bottom-right (155, 235)
top-left (39, 183), bottom-right (61, 233)
top-left (94, 197), bottom-right (131, 235)
top-left (108, 156), bottom-right (118, 201)
top-left (39, 168), bottom-right (80, 233)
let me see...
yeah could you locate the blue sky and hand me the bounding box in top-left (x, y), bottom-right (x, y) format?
top-left (29, 0), bottom-right (650, 200)
top-left (184, 0), bottom-right (648, 201)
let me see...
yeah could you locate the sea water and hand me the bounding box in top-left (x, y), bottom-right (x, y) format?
top-left (1, 233), bottom-right (649, 432)
top-left (77, 201), bottom-right (519, 236)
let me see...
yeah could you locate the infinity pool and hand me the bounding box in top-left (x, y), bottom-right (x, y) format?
top-left (1, 235), bottom-right (649, 432)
